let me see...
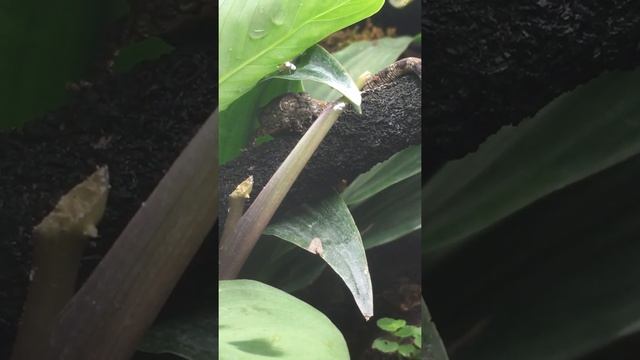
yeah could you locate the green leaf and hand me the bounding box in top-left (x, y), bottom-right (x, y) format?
top-left (412, 33), bottom-right (421, 45)
top-left (112, 37), bottom-right (174, 73)
top-left (0, 0), bottom-right (127, 129)
top-left (240, 237), bottom-right (328, 293)
top-left (394, 325), bottom-right (421, 339)
top-left (138, 307), bottom-right (215, 360)
top-left (264, 192), bottom-right (373, 319)
top-left (421, 298), bottom-right (449, 360)
top-left (353, 174), bottom-right (421, 249)
top-left (219, 0), bottom-right (384, 112)
top-left (219, 78), bottom-right (303, 164)
top-left (423, 67), bottom-right (640, 264)
top-left (343, 145), bottom-right (421, 206)
top-left (219, 280), bottom-right (349, 360)
top-left (451, 153), bottom-right (640, 360)
top-left (372, 338), bottom-right (400, 353)
top-left (254, 164), bottom-right (421, 294)
top-left (305, 36), bottom-right (414, 101)
top-left (377, 317), bottom-right (406, 332)
top-left (397, 343), bottom-right (419, 358)
top-left (265, 45), bottom-right (362, 112)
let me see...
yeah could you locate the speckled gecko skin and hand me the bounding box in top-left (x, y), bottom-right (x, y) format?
top-left (256, 57), bottom-right (422, 138)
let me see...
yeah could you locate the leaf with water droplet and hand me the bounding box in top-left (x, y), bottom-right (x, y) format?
top-left (249, 29), bottom-right (267, 40)
top-left (270, 3), bottom-right (285, 26)
top-left (219, 0), bottom-right (385, 162)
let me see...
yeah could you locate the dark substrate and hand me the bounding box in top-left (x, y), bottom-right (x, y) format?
top-left (219, 75), bottom-right (422, 227)
top-left (0, 41), bottom-right (216, 357)
top-left (423, 0), bottom-right (640, 177)
top-left (423, 1), bottom-right (640, 358)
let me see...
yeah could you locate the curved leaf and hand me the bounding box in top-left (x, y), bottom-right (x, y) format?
top-left (305, 36), bottom-right (414, 101)
top-left (219, 78), bottom-right (303, 164)
top-left (353, 174), bottom-right (421, 249)
top-left (343, 145), bottom-right (421, 206)
top-left (264, 192), bottom-right (373, 319)
top-left (266, 45), bottom-right (361, 112)
top-left (219, 280), bottom-right (349, 360)
top-left (239, 237), bottom-right (328, 293)
top-left (0, 0), bottom-right (127, 128)
top-left (424, 67), bottom-right (640, 261)
top-left (219, 0), bottom-right (384, 111)
top-left (451, 154), bottom-right (640, 360)
top-left (138, 308), bottom-right (215, 360)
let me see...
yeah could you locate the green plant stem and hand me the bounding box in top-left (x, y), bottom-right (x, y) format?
top-left (219, 101), bottom-right (346, 279)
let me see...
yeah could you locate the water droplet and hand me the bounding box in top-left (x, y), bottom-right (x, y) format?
top-left (248, 2), bottom-right (272, 40)
top-left (270, 2), bottom-right (285, 25)
top-left (249, 29), bottom-right (267, 39)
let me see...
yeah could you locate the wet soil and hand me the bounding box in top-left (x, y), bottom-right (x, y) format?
top-left (0, 40), bottom-right (216, 357)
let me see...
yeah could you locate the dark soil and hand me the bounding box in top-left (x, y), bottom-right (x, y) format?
top-left (423, 0), bottom-right (640, 358)
top-left (0, 40), bottom-right (216, 358)
top-left (423, 0), bottom-right (640, 177)
top-left (219, 74), bottom-right (422, 227)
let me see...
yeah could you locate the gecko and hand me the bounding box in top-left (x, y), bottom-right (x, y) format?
top-left (255, 57), bottom-right (422, 138)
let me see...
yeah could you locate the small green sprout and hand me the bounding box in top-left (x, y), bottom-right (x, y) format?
top-left (372, 317), bottom-right (421, 359)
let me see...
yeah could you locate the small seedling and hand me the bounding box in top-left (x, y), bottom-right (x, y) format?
top-left (372, 317), bottom-right (421, 359)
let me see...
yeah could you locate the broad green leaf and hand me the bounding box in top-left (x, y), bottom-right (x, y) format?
top-left (422, 298), bottom-right (449, 360)
top-left (138, 307), bottom-right (215, 360)
top-left (219, 0), bottom-right (384, 112)
top-left (219, 280), bottom-right (349, 360)
top-left (372, 338), bottom-right (399, 353)
top-left (112, 37), bottom-right (174, 73)
top-left (397, 343), bottom-right (419, 358)
top-left (343, 145), bottom-right (421, 206)
top-left (0, 0), bottom-right (127, 128)
top-left (264, 192), bottom-right (373, 319)
top-left (353, 174), bottom-right (421, 249)
top-left (256, 78), bottom-right (305, 108)
top-left (251, 162), bottom-right (421, 294)
top-left (219, 78), bottom-right (303, 164)
top-left (394, 325), bottom-right (421, 339)
top-left (450, 153), bottom-right (640, 360)
top-left (305, 36), bottom-right (414, 101)
top-left (265, 45), bottom-right (361, 112)
top-left (377, 318), bottom-right (406, 332)
top-left (239, 237), bottom-right (328, 293)
top-left (423, 67), bottom-right (640, 262)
